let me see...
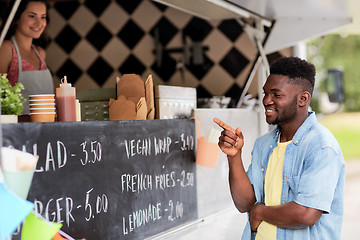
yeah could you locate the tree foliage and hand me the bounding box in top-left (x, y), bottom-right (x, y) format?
top-left (307, 34), bottom-right (360, 111)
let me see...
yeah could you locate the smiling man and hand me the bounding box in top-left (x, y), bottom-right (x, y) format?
top-left (214, 57), bottom-right (345, 240)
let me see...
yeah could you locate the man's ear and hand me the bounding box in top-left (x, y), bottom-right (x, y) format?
top-left (299, 91), bottom-right (311, 107)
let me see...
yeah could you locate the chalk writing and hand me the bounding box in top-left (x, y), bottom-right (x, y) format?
top-left (84, 188), bottom-right (108, 221)
top-left (180, 133), bottom-right (194, 151)
top-left (33, 188), bottom-right (108, 227)
top-left (80, 141), bottom-right (102, 165)
top-left (122, 202), bottom-right (162, 235)
top-left (124, 138), bottom-right (152, 159)
top-left (34, 197), bottom-right (75, 227)
top-left (34, 141), bottom-right (67, 172)
top-left (121, 173), bottom-right (153, 193)
top-left (2, 119), bottom-right (197, 240)
top-left (180, 170), bottom-right (195, 187)
top-left (167, 200), bottom-right (184, 221)
top-left (155, 171), bottom-right (176, 190)
top-left (154, 137), bottom-right (171, 155)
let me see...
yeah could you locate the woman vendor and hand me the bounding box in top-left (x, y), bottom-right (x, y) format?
top-left (0, 0), bottom-right (54, 114)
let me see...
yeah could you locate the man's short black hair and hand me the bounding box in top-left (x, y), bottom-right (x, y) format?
top-left (270, 57), bottom-right (316, 95)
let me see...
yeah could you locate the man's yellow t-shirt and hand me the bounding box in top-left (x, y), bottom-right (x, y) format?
top-left (255, 139), bottom-right (292, 240)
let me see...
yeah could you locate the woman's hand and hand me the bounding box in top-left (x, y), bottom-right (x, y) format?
top-left (213, 118), bottom-right (244, 157)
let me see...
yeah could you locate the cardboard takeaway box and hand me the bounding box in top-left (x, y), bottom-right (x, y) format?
top-left (109, 74), bottom-right (155, 120)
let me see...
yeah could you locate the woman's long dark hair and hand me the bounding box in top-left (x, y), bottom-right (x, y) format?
top-left (1, 0), bottom-right (50, 48)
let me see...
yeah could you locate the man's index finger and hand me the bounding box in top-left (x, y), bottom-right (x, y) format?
top-left (213, 118), bottom-right (234, 133)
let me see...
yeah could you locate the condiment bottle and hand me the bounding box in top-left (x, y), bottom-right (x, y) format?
top-left (56, 76), bottom-right (76, 121)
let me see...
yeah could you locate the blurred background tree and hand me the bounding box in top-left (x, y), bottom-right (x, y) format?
top-left (307, 34), bottom-right (360, 112)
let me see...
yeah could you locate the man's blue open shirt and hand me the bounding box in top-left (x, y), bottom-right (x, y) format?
top-left (242, 112), bottom-right (345, 240)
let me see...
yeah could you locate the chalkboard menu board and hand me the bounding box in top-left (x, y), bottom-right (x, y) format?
top-left (2, 119), bottom-right (197, 240)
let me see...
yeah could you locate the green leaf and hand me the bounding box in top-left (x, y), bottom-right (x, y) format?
top-left (0, 73), bottom-right (26, 115)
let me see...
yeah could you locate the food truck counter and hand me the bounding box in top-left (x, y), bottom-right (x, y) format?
top-left (2, 108), bottom-right (262, 240)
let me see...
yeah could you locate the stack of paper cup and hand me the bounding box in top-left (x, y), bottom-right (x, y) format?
top-left (29, 94), bottom-right (56, 122)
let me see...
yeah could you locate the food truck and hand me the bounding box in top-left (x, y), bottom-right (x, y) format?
top-left (0, 0), bottom-right (356, 239)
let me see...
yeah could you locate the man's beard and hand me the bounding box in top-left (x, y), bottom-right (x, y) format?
top-left (270, 96), bottom-right (298, 125)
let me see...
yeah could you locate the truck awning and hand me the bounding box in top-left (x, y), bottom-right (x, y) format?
top-left (153, 0), bottom-right (354, 54)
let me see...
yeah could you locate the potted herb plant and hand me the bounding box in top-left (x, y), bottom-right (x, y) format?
top-left (0, 73), bottom-right (26, 123)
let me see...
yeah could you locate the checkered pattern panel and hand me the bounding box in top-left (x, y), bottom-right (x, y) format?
top-left (43, 0), bottom-right (286, 102)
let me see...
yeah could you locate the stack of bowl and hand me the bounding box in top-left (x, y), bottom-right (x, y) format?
top-left (29, 94), bottom-right (56, 122)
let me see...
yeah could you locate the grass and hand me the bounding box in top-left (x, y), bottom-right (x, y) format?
top-left (318, 112), bottom-right (360, 161)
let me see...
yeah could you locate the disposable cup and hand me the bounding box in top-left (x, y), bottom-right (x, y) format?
top-left (29, 103), bottom-right (55, 108)
top-left (30, 108), bottom-right (56, 113)
top-left (29, 94), bottom-right (55, 100)
top-left (29, 112), bottom-right (56, 122)
top-left (29, 94), bottom-right (55, 98)
top-left (29, 99), bottom-right (55, 103)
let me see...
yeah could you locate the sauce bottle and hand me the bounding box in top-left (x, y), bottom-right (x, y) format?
top-left (56, 76), bottom-right (76, 121)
